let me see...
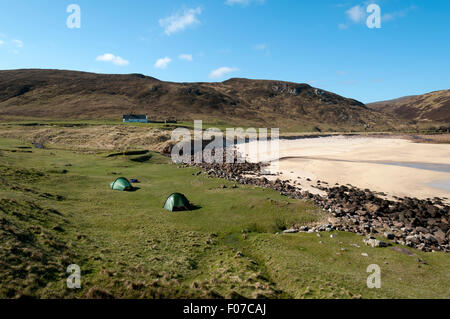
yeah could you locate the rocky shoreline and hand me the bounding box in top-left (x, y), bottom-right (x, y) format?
top-left (188, 151), bottom-right (450, 253)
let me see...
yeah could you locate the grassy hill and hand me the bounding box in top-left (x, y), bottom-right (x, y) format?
top-left (1, 137), bottom-right (449, 299)
top-left (368, 90), bottom-right (450, 123)
top-left (0, 69), bottom-right (396, 132)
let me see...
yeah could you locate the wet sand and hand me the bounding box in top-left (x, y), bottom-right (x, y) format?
top-left (238, 136), bottom-right (450, 202)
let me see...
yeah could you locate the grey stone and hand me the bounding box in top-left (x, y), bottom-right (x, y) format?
top-left (283, 228), bottom-right (299, 234)
top-left (405, 235), bottom-right (419, 244)
top-left (363, 238), bottom-right (389, 248)
top-left (384, 232), bottom-right (395, 240)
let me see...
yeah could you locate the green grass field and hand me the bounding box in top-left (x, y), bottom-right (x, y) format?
top-left (0, 119), bottom-right (252, 132)
top-left (1, 118), bottom-right (447, 137)
top-left (0, 137), bottom-right (449, 299)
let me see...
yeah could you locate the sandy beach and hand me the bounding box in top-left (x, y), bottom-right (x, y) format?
top-left (238, 136), bottom-right (450, 202)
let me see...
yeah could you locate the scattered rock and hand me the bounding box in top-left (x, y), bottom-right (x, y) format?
top-left (363, 237), bottom-right (389, 248)
top-left (190, 148), bottom-right (450, 252)
top-left (384, 232), bottom-right (395, 240)
top-left (283, 228), bottom-right (298, 234)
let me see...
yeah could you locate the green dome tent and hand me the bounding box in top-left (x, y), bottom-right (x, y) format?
top-left (163, 193), bottom-right (191, 211)
top-left (110, 177), bottom-right (133, 191)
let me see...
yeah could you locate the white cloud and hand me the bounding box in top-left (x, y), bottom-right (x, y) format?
top-left (159, 7), bottom-right (202, 36)
top-left (12, 39), bottom-right (23, 48)
top-left (346, 5), bottom-right (365, 23)
top-left (334, 3), bottom-right (349, 8)
top-left (154, 57), bottom-right (172, 69)
top-left (382, 5), bottom-right (417, 22)
top-left (179, 54), bottom-right (193, 62)
top-left (340, 80), bottom-right (357, 85)
top-left (226, 0), bottom-right (250, 5)
top-left (225, 0), bottom-right (264, 6)
top-left (381, 13), bottom-right (394, 22)
top-left (253, 43), bottom-right (269, 55)
top-left (341, 4), bottom-right (417, 29)
top-left (96, 53), bottom-right (129, 66)
top-left (209, 67), bottom-right (239, 79)
top-left (0, 40), bottom-right (4, 46)
top-left (253, 43), bottom-right (267, 51)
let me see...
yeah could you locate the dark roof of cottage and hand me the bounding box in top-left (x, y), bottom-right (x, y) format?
top-left (123, 114), bottom-right (147, 119)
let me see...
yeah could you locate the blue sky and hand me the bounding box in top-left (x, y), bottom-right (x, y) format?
top-left (0, 0), bottom-right (448, 103)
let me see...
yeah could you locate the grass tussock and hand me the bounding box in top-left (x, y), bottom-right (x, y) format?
top-left (0, 198), bottom-right (77, 298)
